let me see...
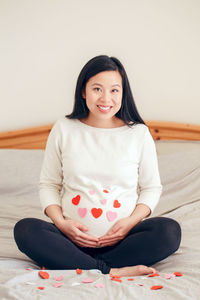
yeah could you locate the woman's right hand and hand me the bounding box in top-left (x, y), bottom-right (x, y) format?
top-left (56, 219), bottom-right (99, 248)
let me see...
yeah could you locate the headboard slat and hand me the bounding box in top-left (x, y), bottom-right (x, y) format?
top-left (0, 121), bottom-right (200, 149)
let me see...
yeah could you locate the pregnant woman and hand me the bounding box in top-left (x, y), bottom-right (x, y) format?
top-left (14, 55), bottom-right (181, 276)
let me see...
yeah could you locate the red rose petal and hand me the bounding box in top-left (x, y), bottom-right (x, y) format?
top-left (38, 286), bottom-right (45, 290)
top-left (151, 285), bottom-right (163, 290)
top-left (148, 273), bottom-right (160, 277)
top-left (111, 278), bottom-right (122, 283)
top-left (39, 271), bottom-right (49, 279)
top-left (76, 268), bottom-right (82, 274)
top-left (174, 272), bottom-right (183, 277)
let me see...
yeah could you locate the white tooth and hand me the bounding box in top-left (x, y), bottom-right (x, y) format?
top-left (98, 106), bottom-right (110, 110)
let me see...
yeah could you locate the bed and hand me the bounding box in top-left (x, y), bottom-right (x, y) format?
top-left (0, 120), bottom-right (200, 300)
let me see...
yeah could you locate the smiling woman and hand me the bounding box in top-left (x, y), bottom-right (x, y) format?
top-left (80, 70), bottom-right (123, 128)
top-left (13, 55), bottom-right (181, 278)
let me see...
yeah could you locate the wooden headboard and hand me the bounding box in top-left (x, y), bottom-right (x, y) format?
top-left (0, 120), bottom-right (200, 149)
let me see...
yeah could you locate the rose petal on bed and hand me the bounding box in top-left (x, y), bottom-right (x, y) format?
top-left (54, 282), bottom-right (63, 288)
top-left (94, 283), bottom-right (105, 288)
top-left (138, 284), bottom-right (144, 286)
top-left (111, 278), bottom-right (122, 283)
top-left (55, 275), bottom-right (64, 281)
top-left (151, 285), bottom-right (163, 290)
top-left (174, 272), bottom-right (183, 277)
top-left (82, 278), bottom-right (94, 283)
top-left (39, 271), bottom-right (49, 279)
top-left (76, 268), bottom-right (82, 274)
top-left (148, 273), bottom-right (160, 277)
top-left (127, 278), bottom-right (134, 281)
top-left (164, 273), bottom-right (176, 279)
top-left (26, 268), bottom-right (31, 271)
top-left (38, 286), bottom-right (45, 290)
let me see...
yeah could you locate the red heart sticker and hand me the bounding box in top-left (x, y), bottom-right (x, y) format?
top-left (113, 200), bottom-right (121, 208)
top-left (39, 271), bottom-right (49, 279)
top-left (72, 195), bottom-right (81, 205)
top-left (91, 208), bottom-right (103, 218)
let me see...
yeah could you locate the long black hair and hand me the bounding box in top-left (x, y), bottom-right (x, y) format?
top-left (66, 55), bottom-right (145, 126)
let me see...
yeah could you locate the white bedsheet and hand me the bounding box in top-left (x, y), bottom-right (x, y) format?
top-left (0, 140), bottom-right (200, 299)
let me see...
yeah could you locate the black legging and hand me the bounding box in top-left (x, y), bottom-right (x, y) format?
top-left (14, 217), bottom-right (181, 274)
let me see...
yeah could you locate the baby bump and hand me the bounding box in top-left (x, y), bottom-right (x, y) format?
top-left (61, 191), bottom-right (136, 238)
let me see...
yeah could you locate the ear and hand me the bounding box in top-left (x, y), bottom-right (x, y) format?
top-left (82, 89), bottom-right (86, 99)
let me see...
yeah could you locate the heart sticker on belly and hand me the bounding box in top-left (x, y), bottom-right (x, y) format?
top-left (78, 208), bottom-right (87, 218)
top-left (103, 189), bottom-right (109, 193)
top-left (89, 190), bottom-right (95, 195)
top-left (72, 195), bottom-right (81, 205)
top-left (101, 199), bottom-right (107, 205)
top-left (113, 200), bottom-right (121, 208)
top-left (106, 211), bottom-right (117, 222)
top-left (91, 208), bottom-right (103, 218)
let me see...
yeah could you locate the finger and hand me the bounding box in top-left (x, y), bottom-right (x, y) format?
top-left (107, 227), bottom-right (121, 235)
top-left (100, 236), bottom-right (122, 245)
top-left (75, 240), bottom-right (97, 248)
top-left (76, 236), bottom-right (99, 247)
top-left (150, 267), bottom-right (158, 273)
top-left (76, 230), bottom-right (99, 242)
top-left (99, 232), bottom-right (123, 242)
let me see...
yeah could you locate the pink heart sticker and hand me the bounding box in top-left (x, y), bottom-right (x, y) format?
top-left (54, 282), bottom-right (63, 288)
top-left (82, 278), bottom-right (94, 283)
top-left (89, 190), bottom-right (95, 195)
top-left (164, 273), bottom-right (176, 279)
top-left (55, 275), bottom-right (64, 281)
top-left (94, 283), bottom-right (105, 288)
top-left (78, 208), bottom-right (87, 218)
top-left (106, 211), bottom-right (117, 222)
top-left (101, 199), bottom-right (107, 205)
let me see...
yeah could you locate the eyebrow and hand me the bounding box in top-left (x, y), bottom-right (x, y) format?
top-left (91, 83), bottom-right (121, 88)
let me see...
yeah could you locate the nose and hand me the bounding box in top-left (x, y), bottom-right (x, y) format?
top-left (100, 90), bottom-right (111, 103)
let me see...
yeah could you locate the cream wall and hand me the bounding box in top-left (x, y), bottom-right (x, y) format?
top-left (0, 0), bottom-right (200, 131)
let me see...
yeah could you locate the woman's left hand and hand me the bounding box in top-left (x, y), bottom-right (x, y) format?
top-left (98, 217), bottom-right (136, 247)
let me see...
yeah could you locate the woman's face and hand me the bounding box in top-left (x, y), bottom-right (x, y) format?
top-left (82, 70), bottom-right (123, 127)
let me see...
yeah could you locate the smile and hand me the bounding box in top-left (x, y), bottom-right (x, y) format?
top-left (97, 105), bottom-right (112, 113)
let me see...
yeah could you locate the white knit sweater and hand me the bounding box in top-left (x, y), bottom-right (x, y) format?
top-left (39, 117), bottom-right (162, 237)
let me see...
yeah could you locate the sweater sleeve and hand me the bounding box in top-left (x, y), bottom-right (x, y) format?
top-left (136, 127), bottom-right (162, 214)
top-left (39, 121), bottom-right (63, 215)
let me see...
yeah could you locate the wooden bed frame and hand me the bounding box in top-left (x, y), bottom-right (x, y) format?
top-left (0, 120), bottom-right (200, 149)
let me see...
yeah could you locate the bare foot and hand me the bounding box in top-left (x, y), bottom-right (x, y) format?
top-left (109, 265), bottom-right (158, 277)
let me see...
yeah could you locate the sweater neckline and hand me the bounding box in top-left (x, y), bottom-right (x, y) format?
top-left (75, 119), bottom-right (130, 132)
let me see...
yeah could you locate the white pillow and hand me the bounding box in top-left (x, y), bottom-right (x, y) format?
top-left (152, 140), bottom-right (200, 216)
